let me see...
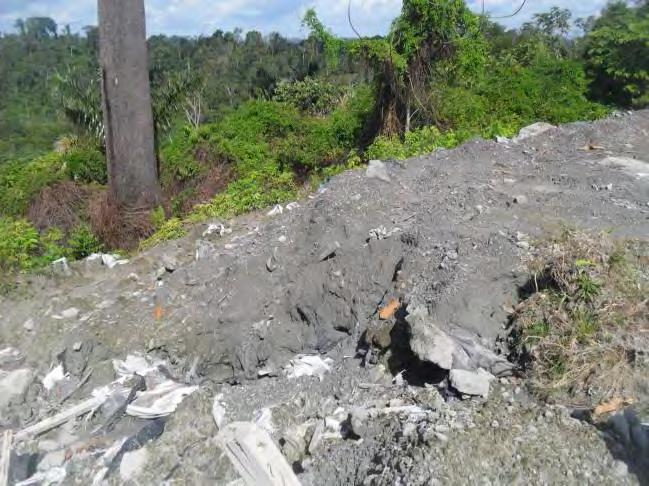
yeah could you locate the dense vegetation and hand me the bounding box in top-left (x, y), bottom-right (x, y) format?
top-left (0, 0), bottom-right (648, 277)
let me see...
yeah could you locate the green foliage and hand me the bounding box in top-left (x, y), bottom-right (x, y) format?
top-left (139, 217), bottom-right (186, 250)
top-left (583, 1), bottom-right (649, 107)
top-left (66, 224), bottom-right (103, 259)
top-left (365, 125), bottom-right (465, 160)
top-left (63, 143), bottom-right (106, 184)
top-left (273, 77), bottom-right (345, 115)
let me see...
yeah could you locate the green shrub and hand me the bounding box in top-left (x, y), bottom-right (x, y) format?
top-left (64, 144), bottom-right (107, 184)
top-left (0, 152), bottom-right (67, 217)
top-left (0, 218), bottom-right (41, 271)
top-left (273, 77), bottom-right (346, 115)
top-left (67, 224), bottom-right (103, 259)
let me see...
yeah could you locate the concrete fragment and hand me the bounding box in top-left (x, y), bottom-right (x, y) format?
top-left (0, 368), bottom-right (33, 410)
top-left (407, 306), bottom-right (455, 370)
top-left (366, 160), bottom-right (390, 182)
top-left (449, 368), bottom-right (494, 397)
top-left (513, 122), bottom-right (555, 142)
top-left (119, 447), bottom-right (148, 482)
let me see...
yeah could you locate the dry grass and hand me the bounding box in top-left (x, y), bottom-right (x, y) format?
top-left (509, 229), bottom-right (648, 407)
top-left (28, 181), bottom-right (88, 233)
top-left (89, 191), bottom-right (155, 251)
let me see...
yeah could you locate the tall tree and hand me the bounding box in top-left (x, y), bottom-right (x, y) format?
top-left (98, 0), bottom-right (161, 209)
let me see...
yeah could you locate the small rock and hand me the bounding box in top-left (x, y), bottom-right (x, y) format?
top-left (51, 257), bottom-right (71, 276)
top-left (449, 368), bottom-right (493, 397)
top-left (278, 235), bottom-right (287, 243)
top-left (73, 342), bottom-right (82, 352)
top-left (604, 183), bottom-right (613, 191)
top-left (402, 422), bottom-right (418, 438)
top-left (23, 318), bottom-right (35, 332)
top-left (61, 308), bottom-right (79, 319)
top-left (195, 239), bottom-right (216, 261)
top-left (37, 450), bottom-right (66, 471)
top-left (513, 195), bottom-right (528, 205)
top-left (119, 447), bottom-right (149, 481)
top-left (474, 205), bottom-right (484, 214)
top-left (611, 459), bottom-right (628, 478)
top-left (266, 255), bottom-right (277, 272)
top-left (366, 160), bottom-right (391, 182)
top-left (161, 256), bottom-right (177, 272)
top-left (406, 306), bottom-right (455, 370)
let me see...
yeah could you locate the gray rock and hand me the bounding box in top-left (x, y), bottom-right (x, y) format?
top-left (0, 368), bottom-right (33, 410)
top-left (449, 368), bottom-right (493, 397)
top-left (37, 450), bottom-right (66, 471)
top-left (513, 195), bottom-right (528, 205)
top-left (366, 160), bottom-right (390, 182)
top-left (195, 239), bottom-right (216, 261)
top-left (514, 122), bottom-right (555, 142)
top-left (318, 241), bottom-right (340, 262)
top-left (23, 318), bottom-right (35, 332)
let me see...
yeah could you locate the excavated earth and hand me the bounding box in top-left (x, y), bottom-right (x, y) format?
top-left (1, 110), bottom-right (649, 485)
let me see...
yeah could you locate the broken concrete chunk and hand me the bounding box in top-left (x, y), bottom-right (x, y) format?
top-left (318, 241), bottom-right (340, 262)
top-left (366, 160), bottom-right (391, 182)
top-left (0, 368), bottom-right (33, 410)
top-left (449, 368), bottom-right (494, 397)
top-left (406, 306), bottom-right (455, 370)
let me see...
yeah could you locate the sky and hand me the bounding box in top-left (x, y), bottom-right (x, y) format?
top-left (0, 0), bottom-right (611, 38)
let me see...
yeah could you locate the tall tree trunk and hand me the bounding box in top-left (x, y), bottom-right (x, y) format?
top-left (98, 0), bottom-right (161, 210)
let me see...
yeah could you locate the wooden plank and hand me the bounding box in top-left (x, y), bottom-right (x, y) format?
top-left (0, 430), bottom-right (12, 486)
top-left (15, 395), bottom-right (105, 442)
top-left (216, 422), bottom-right (301, 486)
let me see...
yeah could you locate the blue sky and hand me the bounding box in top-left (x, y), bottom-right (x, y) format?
top-left (0, 0), bottom-right (610, 37)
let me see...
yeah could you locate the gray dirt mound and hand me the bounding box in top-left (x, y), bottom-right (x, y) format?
top-left (1, 110), bottom-right (648, 485)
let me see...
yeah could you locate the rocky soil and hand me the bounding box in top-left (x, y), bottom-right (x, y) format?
top-left (1, 111), bottom-right (648, 485)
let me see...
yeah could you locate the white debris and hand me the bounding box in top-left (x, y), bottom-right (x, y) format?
top-left (16, 466), bottom-right (67, 486)
top-left (267, 204), bottom-right (283, 217)
top-left (212, 394), bottom-right (227, 430)
top-left (203, 223), bottom-right (231, 237)
top-left (101, 253), bottom-right (129, 268)
top-left (285, 355), bottom-right (333, 381)
top-left (127, 380), bottom-right (198, 419)
top-left (113, 354), bottom-right (163, 377)
top-left (23, 318), bottom-right (35, 332)
top-left (58, 308), bottom-right (79, 320)
top-left (368, 225), bottom-right (401, 240)
top-left (285, 202), bottom-right (300, 211)
top-left (42, 364), bottom-right (67, 392)
top-left (254, 407), bottom-right (275, 434)
top-left (278, 235), bottom-right (287, 243)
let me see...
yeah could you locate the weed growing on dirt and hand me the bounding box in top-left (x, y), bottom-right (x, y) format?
top-left (509, 230), bottom-right (648, 407)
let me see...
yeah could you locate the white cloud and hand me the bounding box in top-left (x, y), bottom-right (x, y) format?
top-left (0, 0), bottom-right (609, 37)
